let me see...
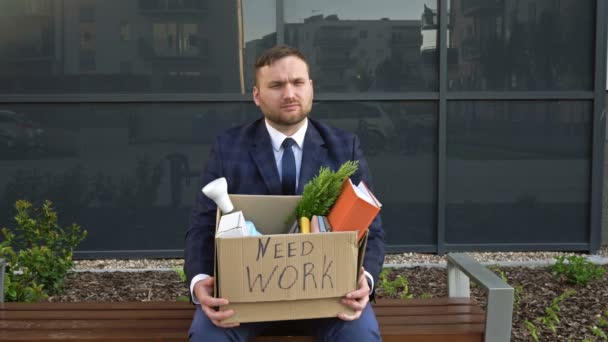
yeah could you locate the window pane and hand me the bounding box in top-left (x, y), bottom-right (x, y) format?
top-left (311, 101), bottom-right (438, 247)
top-left (0, 103), bottom-right (258, 252)
top-left (446, 101), bottom-right (592, 245)
top-left (447, 0), bottom-right (594, 91)
top-left (283, 0), bottom-right (438, 92)
top-left (243, 0), bottom-right (276, 90)
top-left (0, 0), bottom-right (245, 93)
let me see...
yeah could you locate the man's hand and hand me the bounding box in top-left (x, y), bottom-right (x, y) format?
top-left (338, 267), bottom-right (370, 321)
top-left (193, 276), bottom-right (239, 328)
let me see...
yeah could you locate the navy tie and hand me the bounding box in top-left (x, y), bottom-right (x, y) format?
top-left (281, 138), bottom-right (296, 195)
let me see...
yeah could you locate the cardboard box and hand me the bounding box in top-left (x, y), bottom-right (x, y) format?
top-left (214, 194), bottom-right (367, 323)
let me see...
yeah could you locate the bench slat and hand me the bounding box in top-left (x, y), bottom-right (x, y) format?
top-left (0, 299), bottom-right (485, 341)
top-left (375, 305), bottom-right (483, 316)
top-left (374, 298), bottom-right (477, 306)
top-left (0, 306), bottom-right (481, 320)
top-left (0, 310), bottom-right (193, 320)
top-left (0, 301), bottom-right (190, 311)
top-left (0, 319), bottom-right (191, 330)
top-left (0, 329), bottom-right (187, 340)
top-left (378, 313), bottom-right (485, 325)
top-left (0, 298), bottom-right (477, 310)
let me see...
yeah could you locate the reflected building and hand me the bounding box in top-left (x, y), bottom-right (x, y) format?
top-left (448, 0), bottom-right (592, 91)
top-left (244, 31), bottom-right (276, 89)
top-left (281, 13), bottom-right (430, 91)
top-left (0, 0), bottom-right (57, 81)
top-left (0, 0), bottom-right (243, 93)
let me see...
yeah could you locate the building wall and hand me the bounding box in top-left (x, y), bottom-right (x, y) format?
top-left (0, 0), bottom-right (604, 256)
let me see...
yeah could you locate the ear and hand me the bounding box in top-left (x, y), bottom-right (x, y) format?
top-left (310, 79), bottom-right (314, 98)
top-left (253, 86), bottom-right (260, 106)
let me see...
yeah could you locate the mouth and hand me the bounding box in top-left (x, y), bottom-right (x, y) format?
top-left (281, 103), bottom-right (300, 110)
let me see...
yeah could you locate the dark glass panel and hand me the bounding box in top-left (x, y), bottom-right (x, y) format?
top-left (446, 101), bottom-right (592, 245)
top-left (0, 0), bottom-right (246, 93)
top-left (283, 0), bottom-right (438, 92)
top-left (312, 101), bottom-right (438, 246)
top-left (0, 103), bottom-right (258, 252)
top-left (243, 0), bottom-right (276, 90)
top-left (447, 0), bottom-right (594, 91)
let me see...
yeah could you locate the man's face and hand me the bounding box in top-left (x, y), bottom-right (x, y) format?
top-left (253, 56), bottom-right (313, 133)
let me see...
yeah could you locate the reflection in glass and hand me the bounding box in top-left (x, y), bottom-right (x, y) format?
top-left (311, 101), bottom-right (437, 247)
top-left (0, 103), bottom-right (258, 253)
top-left (242, 0), bottom-right (277, 89)
top-left (446, 101), bottom-right (591, 245)
top-left (0, 0), bottom-right (243, 93)
top-left (447, 0), bottom-right (594, 91)
top-left (283, 0), bottom-right (438, 92)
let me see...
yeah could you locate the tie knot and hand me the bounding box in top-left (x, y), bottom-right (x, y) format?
top-left (282, 138), bottom-right (295, 149)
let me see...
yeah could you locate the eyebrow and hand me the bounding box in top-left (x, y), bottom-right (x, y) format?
top-left (268, 77), bottom-right (307, 87)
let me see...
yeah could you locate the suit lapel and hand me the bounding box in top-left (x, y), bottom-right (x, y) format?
top-left (297, 123), bottom-right (327, 194)
top-left (250, 122), bottom-right (282, 195)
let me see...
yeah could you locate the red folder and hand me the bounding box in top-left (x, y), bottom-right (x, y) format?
top-left (327, 179), bottom-right (381, 241)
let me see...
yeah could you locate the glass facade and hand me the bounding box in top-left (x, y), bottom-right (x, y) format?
top-left (283, 0), bottom-right (438, 92)
top-left (0, 102), bottom-right (258, 253)
top-left (446, 101), bottom-right (592, 245)
top-left (0, 0), bottom-right (604, 255)
top-left (447, 0), bottom-right (594, 91)
top-left (0, 0), bottom-right (243, 93)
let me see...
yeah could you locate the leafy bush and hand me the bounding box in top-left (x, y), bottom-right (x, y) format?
top-left (377, 268), bottom-right (413, 299)
top-left (551, 255), bottom-right (605, 285)
top-left (1, 200), bottom-right (87, 302)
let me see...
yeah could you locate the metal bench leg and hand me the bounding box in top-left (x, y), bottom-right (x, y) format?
top-left (486, 288), bottom-right (514, 342)
top-left (447, 253), bottom-right (514, 342)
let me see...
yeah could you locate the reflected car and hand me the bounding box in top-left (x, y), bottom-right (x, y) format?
top-left (310, 102), bottom-right (395, 155)
top-left (0, 110), bottom-right (43, 150)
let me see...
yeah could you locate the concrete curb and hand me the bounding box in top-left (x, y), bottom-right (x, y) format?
top-left (71, 268), bottom-right (179, 273)
top-left (71, 255), bottom-right (608, 273)
top-left (385, 255), bottom-right (608, 269)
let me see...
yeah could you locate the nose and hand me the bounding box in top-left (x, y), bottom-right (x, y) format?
top-left (282, 84), bottom-right (296, 99)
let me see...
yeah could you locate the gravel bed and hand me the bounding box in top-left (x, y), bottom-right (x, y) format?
top-left (72, 246), bottom-right (608, 270)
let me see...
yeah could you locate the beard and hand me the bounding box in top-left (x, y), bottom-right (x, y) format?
top-left (262, 101), bottom-right (311, 127)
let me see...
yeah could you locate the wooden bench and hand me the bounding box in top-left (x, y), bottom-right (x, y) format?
top-left (0, 253), bottom-right (513, 342)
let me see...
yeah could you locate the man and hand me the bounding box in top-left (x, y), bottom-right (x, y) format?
top-left (185, 45), bottom-right (386, 341)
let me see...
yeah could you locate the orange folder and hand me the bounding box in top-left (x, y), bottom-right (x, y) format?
top-left (327, 179), bottom-right (381, 241)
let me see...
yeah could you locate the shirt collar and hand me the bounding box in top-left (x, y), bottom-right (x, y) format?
top-left (265, 118), bottom-right (308, 152)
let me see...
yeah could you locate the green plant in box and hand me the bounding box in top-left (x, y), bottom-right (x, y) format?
top-left (291, 161), bottom-right (358, 222)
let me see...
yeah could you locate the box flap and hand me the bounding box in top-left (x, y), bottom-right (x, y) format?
top-left (226, 195), bottom-right (300, 234)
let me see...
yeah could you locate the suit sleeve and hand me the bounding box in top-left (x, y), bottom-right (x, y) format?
top-left (184, 137), bottom-right (224, 286)
top-left (351, 135), bottom-right (386, 289)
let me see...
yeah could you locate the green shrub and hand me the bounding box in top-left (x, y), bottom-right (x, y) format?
top-left (378, 268), bottom-right (413, 299)
top-left (551, 255), bottom-right (605, 285)
top-left (1, 200), bottom-right (87, 302)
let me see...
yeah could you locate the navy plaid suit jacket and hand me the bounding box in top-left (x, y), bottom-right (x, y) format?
top-left (185, 117), bottom-right (386, 292)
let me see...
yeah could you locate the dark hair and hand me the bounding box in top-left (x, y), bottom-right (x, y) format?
top-left (254, 45), bottom-right (309, 84)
